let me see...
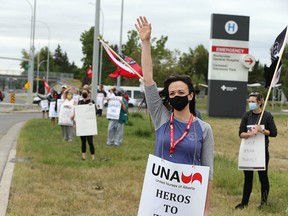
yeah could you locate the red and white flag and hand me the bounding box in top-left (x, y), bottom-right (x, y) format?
top-left (43, 79), bottom-right (50, 93)
top-left (101, 42), bottom-right (143, 79)
top-left (87, 66), bottom-right (92, 78)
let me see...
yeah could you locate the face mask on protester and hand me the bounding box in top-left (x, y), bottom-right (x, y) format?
top-left (248, 102), bottom-right (257, 110)
top-left (67, 93), bottom-right (72, 100)
top-left (82, 92), bottom-right (88, 99)
top-left (168, 95), bottom-right (189, 111)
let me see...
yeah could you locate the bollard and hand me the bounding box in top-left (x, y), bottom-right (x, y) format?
top-left (10, 92), bottom-right (15, 103)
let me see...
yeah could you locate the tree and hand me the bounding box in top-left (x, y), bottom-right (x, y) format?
top-left (20, 45), bottom-right (78, 75)
top-left (53, 44), bottom-right (71, 73)
top-left (248, 60), bottom-right (264, 84)
top-left (80, 27), bottom-right (94, 70)
top-left (149, 35), bottom-right (177, 85)
top-left (192, 45), bottom-right (209, 84)
top-left (177, 46), bottom-right (208, 86)
top-left (20, 49), bottom-right (30, 75)
top-left (279, 45), bottom-right (288, 97)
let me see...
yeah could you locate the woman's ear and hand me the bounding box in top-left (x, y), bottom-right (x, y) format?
top-left (188, 92), bottom-right (194, 101)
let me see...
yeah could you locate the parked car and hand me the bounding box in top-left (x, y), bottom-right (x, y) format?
top-left (0, 90), bottom-right (5, 101)
top-left (33, 96), bottom-right (41, 105)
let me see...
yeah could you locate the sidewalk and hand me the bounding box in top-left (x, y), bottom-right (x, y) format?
top-left (0, 122), bottom-right (25, 216)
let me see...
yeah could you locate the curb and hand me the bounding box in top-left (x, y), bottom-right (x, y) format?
top-left (0, 122), bottom-right (25, 216)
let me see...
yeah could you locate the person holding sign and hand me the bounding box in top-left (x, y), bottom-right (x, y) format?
top-left (58, 87), bottom-right (77, 141)
top-left (78, 86), bottom-right (96, 160)
top-left (135, 16), bottom-right (214, 216)
top-left (96, 84), bottom-right (107, 117)
top-left (235, 92), bottom-right (277, 209)
top-left (106, 88), bottom-right (128, 146)
top-left (37, 93), bottom-right (51, 118)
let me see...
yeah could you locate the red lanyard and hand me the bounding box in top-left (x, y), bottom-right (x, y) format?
top-left (169, 113), bottom-right (194, 157)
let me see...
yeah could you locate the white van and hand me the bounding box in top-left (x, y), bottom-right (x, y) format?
top-left (103, 85), bottom-right (144, 107)
top-left (103, 85), bottom-right (163, 108)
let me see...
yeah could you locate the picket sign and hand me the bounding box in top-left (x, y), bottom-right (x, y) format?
top-left (106, 96), bottom-right (122, 120)
top-left (96, 93), bottom-right (104, 110)
top-left (58, 101), bottom-right (75, 126)
top-left (40, 100), bottom-right (49, 111)
top-left (75, 104), bottom-right (98, 136)
top-left (138, 154), bottom-right (209, 216)
top-left (238, 125), bottom-right (266, 170)
top-left (57, 99), bottom-right (64, 114)
top-left (49, 101), bottom-right (58, 118)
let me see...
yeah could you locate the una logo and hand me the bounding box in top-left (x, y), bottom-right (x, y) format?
top-left (152, 163), bottom-right (202, 184)
top-left (225, 21), bottom-right (238, 35)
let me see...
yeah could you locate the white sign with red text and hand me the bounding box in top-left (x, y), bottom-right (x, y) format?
top-left (208, 39), bottom-right (249, 81)
top-left (138, 154), bottom-right (209, 216)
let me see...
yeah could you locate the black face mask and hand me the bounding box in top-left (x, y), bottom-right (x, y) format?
top-left (168, 95), bottom-right (189, 111)
top-left (82, 92), bottom-right (88, 99)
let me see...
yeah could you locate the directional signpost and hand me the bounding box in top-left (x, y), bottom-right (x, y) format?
top-left (208, 14), bottom-right (253, 117)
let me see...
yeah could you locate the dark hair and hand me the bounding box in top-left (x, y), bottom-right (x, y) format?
top-left (249, 92), bottom-right (263, 108)
top-left (159, 74), bottom-right (196, 116)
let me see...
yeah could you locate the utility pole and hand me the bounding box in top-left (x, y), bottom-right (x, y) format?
top-left (91, 0), bottom-right (101, 102)
top-left (116, 0), bottom-right (124, 87)
top-left (27, 0), bottom-right (37, 104)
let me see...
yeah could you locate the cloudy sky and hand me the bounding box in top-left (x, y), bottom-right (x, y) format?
top-left (0, 0), bottom-right (287, 72)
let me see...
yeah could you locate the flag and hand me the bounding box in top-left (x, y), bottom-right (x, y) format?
top-left (43, 78), bottom-right (51, 93)
top-left (264, 57), bottom-right (282, 87)
top-left (87, 66), bottom-right (92, 78)
top-left (264, 26), bottom-right (287, 87)
top-left (101, 43), bottom-right (143, 79)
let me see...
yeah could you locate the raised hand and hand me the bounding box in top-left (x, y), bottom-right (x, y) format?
top-left (135, 16), bottom-right (152, 42)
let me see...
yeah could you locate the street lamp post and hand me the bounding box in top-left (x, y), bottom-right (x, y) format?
top-left (26, 0), bottom-right (37, 104)
top-left (24, 0), bottom-right (33, 50)
top-left (99, 8), bottom-right (104, 85)
top-left (37, 21), bottom-right (50, 83)
top-left (89, 2), bottom-right (104, 86)
top-left (91, 0), bottom-right (101, 102)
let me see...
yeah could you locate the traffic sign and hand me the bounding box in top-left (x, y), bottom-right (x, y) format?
top-left (242, 54), bottom-right (256, 68)
top-left (25, 81), bottom-right (31, 90)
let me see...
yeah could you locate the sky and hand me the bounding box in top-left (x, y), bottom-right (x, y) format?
top-left (0, 0), bottom-right (287, 73)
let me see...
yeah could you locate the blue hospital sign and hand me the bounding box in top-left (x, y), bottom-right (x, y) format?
top-left (225, 21), bottom-right (238, 34)
top-left (208, 14), bottom-right (250, 117)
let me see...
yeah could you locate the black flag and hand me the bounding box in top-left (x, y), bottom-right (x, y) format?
top-left (264, 26), bottom-right (287, 87)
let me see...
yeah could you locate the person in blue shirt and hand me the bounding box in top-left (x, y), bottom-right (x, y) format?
top-left (135, 16), bottom-right (214, 216)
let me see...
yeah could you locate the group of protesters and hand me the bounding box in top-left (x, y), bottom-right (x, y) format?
top-left (37, 84), bottom-right (129, 160)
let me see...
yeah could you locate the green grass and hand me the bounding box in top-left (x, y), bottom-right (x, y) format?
top-left (7, 112), bottom-right (288, 216)
top-left (196, 96), bottom-right (288, 112)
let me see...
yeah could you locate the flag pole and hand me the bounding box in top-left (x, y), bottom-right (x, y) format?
top-left (258, 32), bottom-right (288, 125)
top-left (98, 37), bottom-right (143, 79)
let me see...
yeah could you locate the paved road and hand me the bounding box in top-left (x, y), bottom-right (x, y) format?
top-left (0, 112), bottom-right (40, 137)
